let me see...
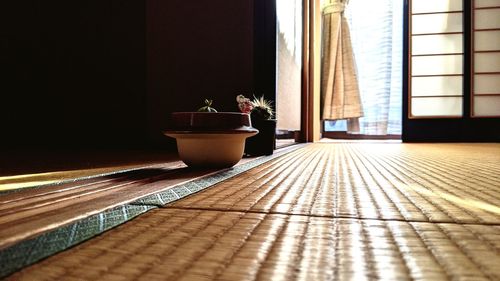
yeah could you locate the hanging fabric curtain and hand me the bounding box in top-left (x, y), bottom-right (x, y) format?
top-left (344, 0), bottom-right (402, 135)
top-left (321, 0), bottom-right (363, 132)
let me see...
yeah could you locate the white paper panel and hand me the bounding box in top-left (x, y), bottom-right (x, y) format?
top-left (412, 76), bottom-right (463, 96)
top-left (475, 53), bottom-right (500, 72)
top-left (412, 13), bottom-right (463, 34)
top-left (412, 97), bottom-right (463, 116)
top-left (474, 96), bottom-right (500, 116)
top-left (475, 0), bottom-right (500, 8)
top-left (474, 74), bottom-right (500, 94)
top-left (412, 55), bottom-right (463, 75)
top-left (475, 9), bottom-right (500, 30)
top-left (474, 30), bottom-right (500, 51)
top-left (412, 34), bottom-right (463, 55)
top-left (412, 0), bottom-right (462, 13)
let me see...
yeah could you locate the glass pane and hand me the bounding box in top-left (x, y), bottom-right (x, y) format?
top-left (474, 74), bottom-right (500, 94)
top-left (474, 96), bottom-right (500, 116)
top-left (474, 30), bottom-right (500, 51)
top-left (412, 55), bottom-right (463, 75)
top-left (412, 76), bottom-right (463, 96)
top-left (475, 53), bottom-right (500, 73)
top-left (475, 0), bottom-right (500, 8)
top-left (411, 97), bottom-right (463, 117)
top-left (475, 9), bottom-right (500, 30)
top-left (412, 34), bottom-right (462, 55)
top-left (412, 0), bottom-right (462, 13)
top-left (412, 13), bottom-right (463, 34)
top-left (324, 120), bottom-right (347, 132)
top-left (276, 0), bottom-right (302, 131)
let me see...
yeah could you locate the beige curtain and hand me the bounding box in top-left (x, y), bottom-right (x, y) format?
top-left (321, 0), bottom-right (363, 131)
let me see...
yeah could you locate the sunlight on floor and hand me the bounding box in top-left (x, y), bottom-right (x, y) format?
top-left (0, 164), bottom-right (176, 192)
top-left (402, 182), bottom-right (500, 216)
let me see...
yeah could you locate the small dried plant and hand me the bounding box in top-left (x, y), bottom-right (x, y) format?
top-left (197, 99), bottom-right (218, 112)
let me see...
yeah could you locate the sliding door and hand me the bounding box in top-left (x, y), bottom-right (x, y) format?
top-left (403, 0), bottom-right (500, 141)
top-left (410, 0), bottom-right (464, 118)
top-left (472, 0), bottom-right (500, 117)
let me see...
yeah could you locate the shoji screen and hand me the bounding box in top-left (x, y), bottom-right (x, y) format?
top-left (410, 0), bottom-right (464, 117)
top-left (472, 0), bottom-right (500, 117)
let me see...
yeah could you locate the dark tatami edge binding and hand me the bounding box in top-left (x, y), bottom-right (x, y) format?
top-left (0, 144), bottom-right (306, 279)
top-left (0, 204), bottom-right (155, 278)
top-left (130, 145), bottom-right (307, 207)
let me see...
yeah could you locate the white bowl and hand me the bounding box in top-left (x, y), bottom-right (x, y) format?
top-left (164, 112), bottom-right (258, 168)
top-left (165, 132), bottom-right (257, 168)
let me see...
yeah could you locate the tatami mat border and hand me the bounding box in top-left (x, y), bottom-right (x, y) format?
top-left (8, 209), bottom-right (500, 281)
top-left (0, 204), bottom-right (155, 278)
top-left (131, 146), bottom-right (305, 207)
top-left (0, 145), bottom-right (305, 278)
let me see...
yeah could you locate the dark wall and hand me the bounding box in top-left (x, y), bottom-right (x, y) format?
top-left (146, 0), bottom-right (255, 146)
top-left (253, 0), bottom-right (277, 105)
top-left (1, 0), bottom-right (147, 148)
top-left (1, 0), bottom-right (259, 149)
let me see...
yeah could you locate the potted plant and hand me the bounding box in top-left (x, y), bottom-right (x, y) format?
top-left (164, 99), bottom-right (258, 168)
top-left (237, 95), bottom-right (277, 156)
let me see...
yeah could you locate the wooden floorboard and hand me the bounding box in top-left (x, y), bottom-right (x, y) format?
top-left (0, 147), bottom-right (299, 252)
top-left (0, 166), bottom-right (217, 250)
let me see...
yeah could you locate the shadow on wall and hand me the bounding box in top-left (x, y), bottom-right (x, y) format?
top-left (146, 0), bottom-right (255, 148)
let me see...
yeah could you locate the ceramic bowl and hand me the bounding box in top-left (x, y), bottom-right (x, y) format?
top-left (164, 112), bottom-right (258, 168)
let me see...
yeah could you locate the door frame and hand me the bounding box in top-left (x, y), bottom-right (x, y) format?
top-left (302, 0), bottom-right (322, 142)
top-left (255, 0), bottom-right (318, 143)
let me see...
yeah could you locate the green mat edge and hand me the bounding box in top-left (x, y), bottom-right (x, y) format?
top-left (0, 144), bottom-right (305, 278)
top-left (0, 204), bottom-right (155, 278)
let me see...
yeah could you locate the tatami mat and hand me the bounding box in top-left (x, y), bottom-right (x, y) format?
top-left (4, 143), bottom-right (500, 280)
top-left (0, 146), bottom-right (304, 278)
top-left (0, 146), bottom-right (302, 251)
top-left (0, 204), bottom-right (154, 278)
top-left (7, 209), bottom-right (500, 281)
top-left (171, 143), bottom-right (500, 224)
